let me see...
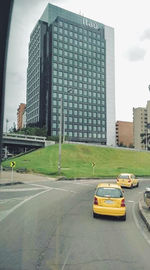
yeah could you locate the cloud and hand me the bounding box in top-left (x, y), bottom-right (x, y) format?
top-left (126, 46), bottom-right (146, 61)
top-left (140, 28), bottom-right (150, 41)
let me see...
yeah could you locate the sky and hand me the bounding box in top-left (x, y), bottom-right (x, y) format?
top-left (4, 0), bottom-right (150, 131)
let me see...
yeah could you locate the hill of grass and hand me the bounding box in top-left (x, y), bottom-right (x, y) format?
top-left (2, 144), bottom-right (150, 178)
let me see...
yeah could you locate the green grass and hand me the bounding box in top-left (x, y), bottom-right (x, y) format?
top-left (2, 144), bottom-right (150, 178)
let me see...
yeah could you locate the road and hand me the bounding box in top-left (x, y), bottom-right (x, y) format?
top-left (0, 178), bottom-right (150, 270)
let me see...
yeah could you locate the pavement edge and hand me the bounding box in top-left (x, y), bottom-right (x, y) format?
top-left (138, 198), bottom-right (150, 231)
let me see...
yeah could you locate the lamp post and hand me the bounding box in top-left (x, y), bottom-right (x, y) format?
top-left (6, 118), bottom-right (9, 134)
top-left (58, 88), bottom-right (73, 175)
top-left (58, 96), bottom-right (63, 175)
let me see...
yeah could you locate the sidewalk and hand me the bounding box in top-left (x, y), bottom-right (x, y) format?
top-left (0, 170), bottom-right (56, 185)
top-left (138, 198), bottom-right (150, 231)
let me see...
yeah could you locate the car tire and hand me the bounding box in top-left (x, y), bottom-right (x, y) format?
top-left (136, 182), bottom-right (139, 187)
top-left (120, 214), bottom-right (126, 221)
top-left (93, 212), bottom-right (98, 218)
top-left (131, 184), bottom-right (133, 189)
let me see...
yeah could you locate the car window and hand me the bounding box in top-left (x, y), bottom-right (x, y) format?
top-left (119, 174), bottom-right (129, 179)
top-left (96, 187), bottom-right (123, 198)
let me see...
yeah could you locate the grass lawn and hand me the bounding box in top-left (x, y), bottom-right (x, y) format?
top-left (2, 144), bottom-right (150, 178)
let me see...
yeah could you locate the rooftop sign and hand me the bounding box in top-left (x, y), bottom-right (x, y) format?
top-left (83, 18), bottom-right (99, 30)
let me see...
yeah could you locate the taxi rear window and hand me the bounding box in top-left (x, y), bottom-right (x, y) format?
top-left (96, 187), bottom-right (123, 198)
top-left (119, 174), bottom-right (129, 179)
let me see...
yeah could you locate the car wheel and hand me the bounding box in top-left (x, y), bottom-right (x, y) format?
top-left (130, 184), bottom-right (133, 189)
top-left (120, 214), bottom-right (126, 221)
top-left (136, 182), bottom-right (139, 187)
top-left (93, 212), bottom-right (98, 218)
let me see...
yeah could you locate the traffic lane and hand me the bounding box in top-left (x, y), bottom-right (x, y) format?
top-left (0, 184), bottom-right (79, 270)
top-left (38, 184), bottom-right (150, 270)
top-left (37, 179), bottom-right (150, 270)
top-left (0, 181), bottom-right (150, 270)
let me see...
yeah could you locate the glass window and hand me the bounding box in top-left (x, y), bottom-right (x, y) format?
top-left (64, 37), bottom-right (68, 43)
top-left (53, 55), bottom-right (57, 61)
top-left (64, 58), bottom-right (68, 64)
top-left (58, 79), bottom-right (62, 84)
top-left (59, 35), bottom-right (63, 41)
top-left (59, 56), bottom-right (63, 63)
top-left (64, 79), bottom-right (67, 85)
top-left (59, 21), bottom-right (63, 27)
top-left (53, 70), bottom-right (57, 76)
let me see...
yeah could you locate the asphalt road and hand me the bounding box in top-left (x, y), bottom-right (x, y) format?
top-left (0, 178), bottom-right (150, 270)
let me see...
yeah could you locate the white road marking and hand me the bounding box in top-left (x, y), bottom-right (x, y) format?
top-left (132, 202), bottom-right (150, 246)
top-left (27, 183), bottom-right (51, 189)
top-left (127, 200), bottom-right (134, 203)
top-left (0, 188), bottom-right (53, 223)
top-left (0, 187), bottom-right (45, 192)
top-left (61, 249), bottom-right (72, 270)
top-left (53, 187), bottom-right (76, 193)
top-left (0, 197), bottom-right (28, 204)
top-left (0, 185), bottom-right (77, 222)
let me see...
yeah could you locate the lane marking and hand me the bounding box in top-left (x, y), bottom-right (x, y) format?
top-left (127, 200), bottom-right (134, 203)
top-left (132, 202), bottom-right (150, 246)
top-left (0, 186), bottom-right (77, 223)
top-left (0, 197), bottom-right (28, 204)
top-left (0, 187), bottom-right (45, 192)
top-left (27, 183), bottom-right (51, 189)
top-left (53, 187), bottom-right (76, 193)
top-left (0, 188), bottom-right (53, 223)
top-left (61, 249), bottom-right (72, 270)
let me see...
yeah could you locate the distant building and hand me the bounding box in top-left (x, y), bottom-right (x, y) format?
top-left (17, 103), bottom-right (26, 130)
top-left (22, 109), bottom-right (26, 128)
top-left (116, 121), bottom-right (133, 147)
top-left (26, 3), bottom-right (116, 145)
top-left (133, 101), bottom-right (150, 150)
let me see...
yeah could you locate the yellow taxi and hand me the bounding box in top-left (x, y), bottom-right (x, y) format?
top-left (116, 173), bottom-right (139, 188)
top-left (93, 183), bottom-right (126, 221)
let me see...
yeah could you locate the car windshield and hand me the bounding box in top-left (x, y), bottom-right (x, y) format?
top-left (96, 187), bottom-right (123, 198)
top-left (119, 174), bottom-right (130, 179)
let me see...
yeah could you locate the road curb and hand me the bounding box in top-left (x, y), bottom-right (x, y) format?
top-left (0, 182), bottom-right (24, 187)
top-left (138, 198), bottom-right (150, 231)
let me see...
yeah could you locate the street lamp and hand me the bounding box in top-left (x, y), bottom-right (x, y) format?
top-left (58, 88), bottom-right (73, 175)
top-left (6, 118), bottom-right (9, 134)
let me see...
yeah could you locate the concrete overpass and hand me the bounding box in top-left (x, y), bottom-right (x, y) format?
top-left (2, 133), bottom-right (55, 158)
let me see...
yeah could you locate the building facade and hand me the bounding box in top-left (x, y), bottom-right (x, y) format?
top-left (133, 105), bottom-right (148, 150)
top-left (26, 3), bottom-right (115, 145)
top-left (17, 103), bottom-right (26, 130)
top-left (116, 121), bottom-right (133, 147)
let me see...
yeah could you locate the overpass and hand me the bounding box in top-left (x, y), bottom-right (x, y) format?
top-left (2, 133), bottom-right (55, 159)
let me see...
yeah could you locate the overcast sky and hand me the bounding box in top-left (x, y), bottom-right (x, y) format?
top-left (4, 0), bottom-right (150, 131)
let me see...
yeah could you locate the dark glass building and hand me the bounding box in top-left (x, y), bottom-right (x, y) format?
top-left (26, 3), bottom-right (115, 145)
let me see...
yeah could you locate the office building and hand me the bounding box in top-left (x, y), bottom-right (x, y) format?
top-left (133, 102), bottom-right (150, 150)
top-left (26, 3), bottom-right (115, 145)
top-left (17, 103), bottom-right (26, 130)
top-left (116, 121), bottom-right (133, 147)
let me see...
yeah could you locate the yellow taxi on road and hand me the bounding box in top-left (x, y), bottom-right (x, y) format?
top-left (116, 173), bottom-right (139, 188)
top-left (93, 183), bottom-right (126, 221)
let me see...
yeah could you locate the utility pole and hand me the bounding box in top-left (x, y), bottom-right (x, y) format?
top-left (58, 97), bottom-right (63, 175)
top-left (58, 88), bottom-right (73, 175)
top-left (6, 118), bottom-right (9, 134)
